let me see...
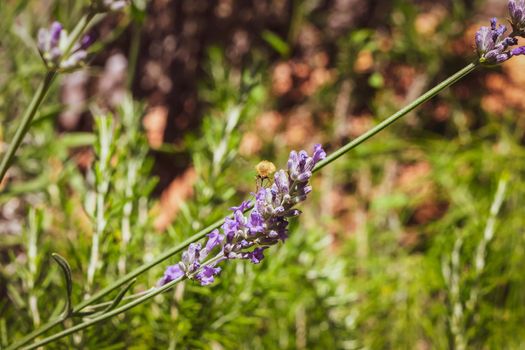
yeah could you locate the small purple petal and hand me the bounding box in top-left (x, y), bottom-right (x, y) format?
top-left (182, 243), bottom-right (201, 273)
top-left (196, 265), bottom-right (221, 286)
top-left (80, 34), bottom-right (94, 50)
top-left (49, 21), bottom-right (63, 48)
top-left (245, 247), bottom-right (266, 264)
top-left (312, 144), bottom-right (326, 164)
top-left (297, 171), bottom-right (312, 182)
top-left (248, 210), bottom-right (265, 234)
top-left (274, 170), bottom-right (290, 194)
top-left (511, 46), bottom-right (525, 56)
top-left (204, 229), bottom-right (224, 253)
top-left (284, 209), bottom-right (302, 217)
top-left (222, 217), bottom-right (239, 241)
top-left (230, 200), bottom-right (252, 212)
top-left (490, 17), bottom-right (497, 30)
top-left (158, 263), bottom-right (185, 286)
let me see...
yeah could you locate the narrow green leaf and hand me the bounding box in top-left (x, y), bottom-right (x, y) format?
top-left (72, 279), bottom-right (137, 318)
top-left (99, 279), bottom-right (137, 314)
top-left (51, 253), bottom-right (73, 318)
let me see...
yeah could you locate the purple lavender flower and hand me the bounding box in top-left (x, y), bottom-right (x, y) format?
top-left (37, 21), bottom-right (93, 70)
top-left (475, 18), bottom-right (524, 64)
top-left (203, 229), bottom-right (224, 254)
top-left (509, 0), bottom-right (525, 36)
top-left (158, 144), bottom-right (326, 287)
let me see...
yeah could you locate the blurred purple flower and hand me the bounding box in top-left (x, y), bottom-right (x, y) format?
top-left (509, 0), bottom-right (525, 35)
top-left (37, 21), bottom-right (93, 70)
top-left (475, 18), bottom-right (524, 64)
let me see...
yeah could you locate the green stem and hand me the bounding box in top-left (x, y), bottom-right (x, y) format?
top-left (0, 71), bottom-right (56, 184)
top-left (20, 277), bottom-right (186, 350)
top-left (75, 217), bottom-right (224, 311)
top-left (0, 12), bottom-right (96, 186)
top-left (8, 61), bottom-right (478, 349)
top-left (312, 62), bottom-right (478, 173)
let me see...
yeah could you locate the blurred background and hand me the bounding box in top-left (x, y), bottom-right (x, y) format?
top-left (1, 0), bottom-right (525, 348)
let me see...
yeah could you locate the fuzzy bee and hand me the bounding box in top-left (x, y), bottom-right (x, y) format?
top-left (255, 160), bottom-right (276, 189)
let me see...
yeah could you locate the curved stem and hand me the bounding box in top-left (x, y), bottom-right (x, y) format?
top-left (20, 277), bottom-right (186, 350)
top-left (80, 288), bottom-right (156, 311)
top-left (8, 61), bottom-right (479, 349)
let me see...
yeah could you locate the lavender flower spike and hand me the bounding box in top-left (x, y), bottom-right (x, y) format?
top-left (475, 18), bottom-right (521, 64)
top-left (37, 21), bottom-right (93, 70)
top-left (509, 0), bottom-right (525, 36)
top-left (158, 144), bottom-right (326, 287)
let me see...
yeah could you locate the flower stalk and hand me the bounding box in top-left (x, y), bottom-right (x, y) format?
top-left (0, 12), bottom-right (97, 185)
top-left (0, 71), bottom-right (56, 184)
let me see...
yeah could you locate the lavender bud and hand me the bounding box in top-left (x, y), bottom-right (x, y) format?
top-left (274, 170), bottom-right (290, 194)
top-left (80, 34), bottom-right (94, 50)
top-left (243, 247), bottom-right (266, 264)
top-left (181, 243), bottom-right (202, 273)
top-left (157, 263), bottom-right (185, 286)
top-left (204, 229), bottom-right (224, 253)
top-left (312, 143), bottom-right (327, 164)
top-left (511, 46), bottom-right (525, 55)
top-left (297, 185), bottom-right (312, 196)
top-left (296, 171), bottom-right (312, 182)
top-left (475, 18), bottom-right (516, 65)
top-left (36, 21), bottom-right (91, 70)
top-left (195, 265), bottom-right (221, 286)
top-left (268, 230), bottom-right (279, 238)
top-left (509, 0), bottom-right (525, 35)
top-left (248, 211), bottom-right (265, 234)
top-left (49, 22), bottom-right (63, 47)
top-left (284, 209), bottom-right (302, 217)
top-left (230, 200), bottom-right (252, 212)
top-left (273, 206), bottom-right (285, 216)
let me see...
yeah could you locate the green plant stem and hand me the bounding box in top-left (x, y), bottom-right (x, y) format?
top-left (0, 12), bottom-right (96, 186)
top-left (0, 71), bottom-right (56, 184)
top-left (20, 277), bottom-right (186, 350)
top-left (8, 61), bottom-right (479, 350)
top-left (312, 62), bottom-right (478, 173)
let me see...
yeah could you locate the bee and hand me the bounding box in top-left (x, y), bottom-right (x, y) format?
top-left (255, 160), bottom-right (276, 189)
